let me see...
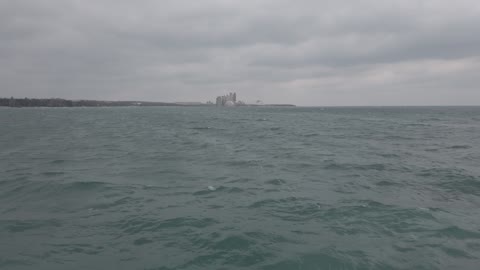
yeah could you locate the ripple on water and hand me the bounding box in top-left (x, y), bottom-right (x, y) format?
top-left (262, 250), bottom-right (392, 270)
top-left (180, 232), bottom-right (281, 268)
top-left (436, 177), bottom-right (480, 195)
top-left (265, 178), bottom-right (287, 185)
top-left (45, 243), bottom-right (105, 256)
top-left (323, 162), bottom-right (388, 172)
top-left (429, 226), bottom-right (480, 240)
top-left (249, 197), bottom-right (324, 221)
top-left (119, 216), bottom-right (219, 235)
top-left (446, 145), bottom-right (472, 150)
top-left (0, 219), bottom-right (61, 233)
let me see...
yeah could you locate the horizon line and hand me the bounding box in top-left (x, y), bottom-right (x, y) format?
top-left (2, 97), bottom-right (480, 107)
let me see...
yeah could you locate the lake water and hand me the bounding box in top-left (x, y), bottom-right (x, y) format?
top-left (1, 106), bottom-right (480, 269)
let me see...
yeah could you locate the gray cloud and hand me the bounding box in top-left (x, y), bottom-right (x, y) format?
top-left (1, 0), bottom-right (479, 105)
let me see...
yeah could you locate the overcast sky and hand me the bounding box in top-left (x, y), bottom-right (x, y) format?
top-left (1, 0), bottom-right (479, 105)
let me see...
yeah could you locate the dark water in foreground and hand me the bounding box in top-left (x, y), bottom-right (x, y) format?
top-left (1, 106), bottom-right (480, 270)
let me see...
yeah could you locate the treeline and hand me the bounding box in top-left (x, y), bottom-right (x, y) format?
top-left (0, 97), bottom-right (181, 107)
top-left (1, 98), bottom-right (73, 107)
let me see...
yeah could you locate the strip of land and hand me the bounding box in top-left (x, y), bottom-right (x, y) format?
top-left (0, 97), bottom-right (295, 107)
top-left (0, 98), bottom-right (196, 107)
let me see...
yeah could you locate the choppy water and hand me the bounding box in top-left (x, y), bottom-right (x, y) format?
top-left (1, 106), bottom-right (480, 270)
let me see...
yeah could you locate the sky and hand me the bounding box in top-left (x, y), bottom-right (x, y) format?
top-left (1, 0), bottom-right (479, 106)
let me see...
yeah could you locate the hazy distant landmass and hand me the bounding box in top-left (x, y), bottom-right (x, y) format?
top-left (1, 96), bottom-right (295, 107)
top-left (0, 97), bottom-right (186, 107)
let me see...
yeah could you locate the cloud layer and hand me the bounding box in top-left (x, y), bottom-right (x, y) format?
top-left (1, 0), bottom-right (479, 105)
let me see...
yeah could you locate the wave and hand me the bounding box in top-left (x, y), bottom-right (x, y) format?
top-left (436, 177), bottom-right (480, 195)
top-left (262, 251), bottom-right (387, 270)
top-left (0, 219), bottom-right (61, 233)
top-left (324, 162), bottom-right (388, 172)
top-left (118, 216), bottom-right (218, 235)
top-left (446, 145), bottom-right (471, 150)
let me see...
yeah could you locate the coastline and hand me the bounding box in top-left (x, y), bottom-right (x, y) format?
top-left (0, 97), bottom-right (295, 108)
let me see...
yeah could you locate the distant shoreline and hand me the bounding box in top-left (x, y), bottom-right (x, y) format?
top-left (0, 97), bottom-right (180, 107)
top-left (0, 97), bottom-right (295, 108)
